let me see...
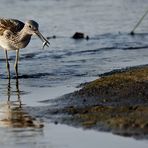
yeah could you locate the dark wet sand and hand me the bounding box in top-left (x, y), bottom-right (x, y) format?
top-left (44, 65), bottom-right (148, 139)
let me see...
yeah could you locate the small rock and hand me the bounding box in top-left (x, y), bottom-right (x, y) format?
top-left (130, 31), bottom-right (135, 36)
top-left (53, 35), bottom-right (56, 39)
top-left (54, 121), bottom-right (58, 125)
top-left (47, 35), bottom-right (56, 40)
top-left (86, 35), bottom-right (90, 40)
top-left (72, 32), bottom-right (84, 39)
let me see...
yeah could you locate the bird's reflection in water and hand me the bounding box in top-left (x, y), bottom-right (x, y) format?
top-left (0, 78), bottom-right (43, 128)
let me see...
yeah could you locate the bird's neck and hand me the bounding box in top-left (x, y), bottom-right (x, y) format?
top-left (15, 28), bottom-right (32, 48)
top-left (18, 28), bottom-right (32, 42)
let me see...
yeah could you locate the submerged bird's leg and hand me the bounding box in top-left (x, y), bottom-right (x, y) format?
top-left (7, 78), bottom-right (11, 102)
top-left (14, 49), bottom-right (19, 78)
top-left (7, 78), bottom-right (11, 108)
top-left (16, 77), bottom-right (21, 108)
top-left (4, 50), bottom-right (10, 79)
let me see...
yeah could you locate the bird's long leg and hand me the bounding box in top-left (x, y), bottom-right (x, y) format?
top-left (4, 50), bottom-right (10, 79)
top-left (14, 49), bottom-right (19, 78)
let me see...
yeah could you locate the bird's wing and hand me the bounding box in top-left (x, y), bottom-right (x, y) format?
top-left (0, 18), bottom-right (24, 35)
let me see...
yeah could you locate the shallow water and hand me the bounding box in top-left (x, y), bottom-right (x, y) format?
top-left (0, 0), bottom-right (148, 147)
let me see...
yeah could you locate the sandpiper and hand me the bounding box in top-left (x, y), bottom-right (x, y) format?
top-left (0, 18), bottom-right (50, 78)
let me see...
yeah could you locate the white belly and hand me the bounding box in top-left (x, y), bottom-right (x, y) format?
top-left (0, 36), bottom-right (17, 50)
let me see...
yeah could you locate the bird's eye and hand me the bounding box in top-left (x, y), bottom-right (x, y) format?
top-left (29, 25), bottom-right (32, 28)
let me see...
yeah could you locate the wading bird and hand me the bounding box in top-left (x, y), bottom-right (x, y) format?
top-left (0, 18), bottom-right (50, 78)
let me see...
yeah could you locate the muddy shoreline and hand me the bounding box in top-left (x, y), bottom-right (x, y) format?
top-left (42, 65), bottom-right (148, 139)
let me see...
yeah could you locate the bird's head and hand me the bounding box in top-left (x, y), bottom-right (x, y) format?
top-left (25, 20), bottom-right (50, 48)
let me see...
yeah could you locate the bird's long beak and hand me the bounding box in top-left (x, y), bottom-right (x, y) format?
top-left (35, 31), bottom-right (50, 49)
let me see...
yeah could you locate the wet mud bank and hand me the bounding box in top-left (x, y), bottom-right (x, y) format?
top-left (43, 65), bottom-right (148, 139)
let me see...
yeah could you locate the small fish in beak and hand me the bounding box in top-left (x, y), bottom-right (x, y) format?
top-left (42, 41), bottom-right (49, 49)
top-left (35, 31), bottom-right (50, 49)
